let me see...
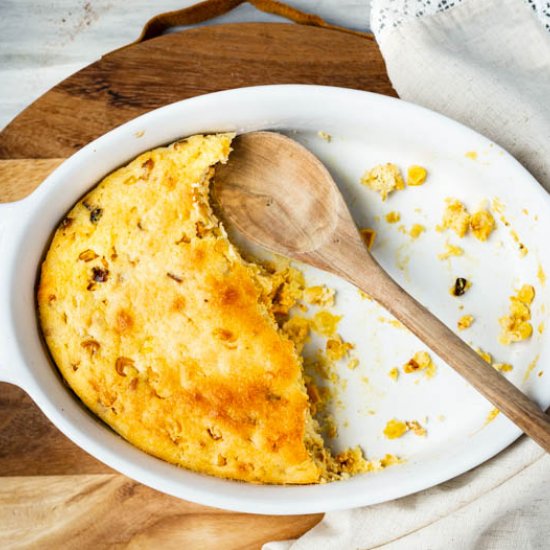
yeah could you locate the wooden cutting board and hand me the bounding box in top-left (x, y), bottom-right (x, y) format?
top-left (0, 22), bottom-right (395, 548)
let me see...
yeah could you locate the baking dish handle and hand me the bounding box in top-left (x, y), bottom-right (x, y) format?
top-left (0, 200), bottom-right (27, 387)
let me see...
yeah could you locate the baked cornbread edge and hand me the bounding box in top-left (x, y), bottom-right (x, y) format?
top-left (37, 133), bottom-right (360, 485)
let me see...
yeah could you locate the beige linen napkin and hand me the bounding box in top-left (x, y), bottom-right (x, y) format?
top-left (265, 0), bottom-right (550, 548)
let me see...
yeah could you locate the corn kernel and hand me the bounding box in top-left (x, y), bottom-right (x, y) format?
top-left (407, 165), bottom-right (427, 186)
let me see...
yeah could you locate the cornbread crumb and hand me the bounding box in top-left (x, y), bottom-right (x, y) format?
top-left (499, 285), bottom-right (535, 344)
top-left (407, 165), bottom-right (427, 186)
top-left (303, 285), bottom-right (335, 307)
top-left (388, 367), bottom-right (399, 381)
top-left (403, 351), bottom-right (435, 377)
top-left (457, 314), bottom-right (474, 331)
top-left (465, 151), bottom-right (478, 160)
top-left (438, 242), bottom-right (464, 260)
top-left (333, 447), bottom-right (366, 475)
top-left (470, 209), bottom-right (495, 241)
top-left (326, 335), bottom-right (354, 361)
top-left (440, 199), bottom-right (470, 237)
top-left (409, 224), bottom-right (425, 239)
top-left (538, 263), bottom-right (546, 286)
top-left (475, 347), bottom-right (492, 364)
top-left (407, 420), bottom-right (427, 437)
top-left (317, 131), bottom-right (332, 142)
top-left (347, 358), bottom-right (360, 370)
top-left (383, 419), bottom-right (426, 439)
top-left (493, 362), bottom-right (513, 373)
top-left (377, 316), bottom-right (404, 330)
top-left (510, 230), bottom-right (528, 257)
top-left (358, 290), bottom-right (372, 300)
top-left (360, 228), bottom-right (376, 250)
top-left (312, 310), bottom-right (342, 337)
top-left (486, 408), bottom-right (500, 424)
top-left (475, 346), bottom-right (513, 372)
top-left (361, 163), bottom-right (405, 201)
top-left (523, 354), bottom-right (540, 382)
top-left (517, 284), bottom-right (535, 304)
top-left (539, 322), bottom-right (545, 335)
top-left (383, 419), bottom-right (408, 439)
top-left (385, 211), bottom-right (401, 224)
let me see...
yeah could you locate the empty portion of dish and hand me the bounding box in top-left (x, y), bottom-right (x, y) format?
top-left (37, 134), bottom-right (372, 484)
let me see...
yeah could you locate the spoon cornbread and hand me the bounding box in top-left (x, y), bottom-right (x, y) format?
top-left (213, 131), bottom-right (550, 452)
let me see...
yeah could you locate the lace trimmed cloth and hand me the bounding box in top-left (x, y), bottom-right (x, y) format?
top-left (371, 0), bottom-right (550, 34)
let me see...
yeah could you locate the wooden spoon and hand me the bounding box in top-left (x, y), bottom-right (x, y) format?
top-left (213, 131), bottom-right (550, 452)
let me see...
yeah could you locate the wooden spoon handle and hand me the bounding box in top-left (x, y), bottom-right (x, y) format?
top-left (349, 261), bottom-right (550, 452)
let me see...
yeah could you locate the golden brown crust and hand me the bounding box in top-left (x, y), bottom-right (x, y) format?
top-left (38, 134), bottom-right (321, 483)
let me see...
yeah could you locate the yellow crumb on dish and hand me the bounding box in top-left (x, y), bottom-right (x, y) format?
top-left (317, 130), bottom-right (332, 142)
top-left (539, 322), bottom-right (545, 335)
top-left (409, 224), bottom-right (425, 239)
top-left (475, 347), bottom-right (492, 364)
top-left (403, 351), bottom-right (435, 378)
top-left (538, 371), bottom-right (544, 378)
top-left (383, 419), bottom-right (408, 439)
top-left (377, 316), bottom-right (404, 330)
top-left (438, 242), bottom-right (464, 260)
top-left (388, 367), bottom-right (399, 381)
top-left (485, 408), bottom-right (500, 424)
top-left (538, 263), bottom-right (546, 286)
top-left (312, 310), bottom-right (342, 337)
top-left (347, 358), bottom-right (360, 370)
top-left (361, 163), bottom-right (405, 201)
top-left (360, 228), bottom-right (377, 250)
top-left (523, 354), bottom-right (540, 383)
top-left (493, 362), bottom-right (513, 373)
top-left (457, 314), bottom-right (474, 331)
top-left (303, 285), bottom-right (335, 307)
top-left (470, 209), bottom-right (495, 241)
top-left (335, 449), bottom-right (403, 476)
top-left (510, 230), bottom-right (528, 257)
top-left (326, 335), bottom-right (354, 361)
top-left (450, 277), bottom-right (471, 297)
top-left (440, 199), bottom-right (470, 238)
top-left (465, 151), bottom-right (478, 160)
top-left (383, 419), bottom-right (426, 439)
top-left (385, 211), bottom-right (401, 224)
top-left (499, 285), bottom-right (535, 344)
top-left (406, 420), bottom-right (427, 437)
top-left (475, 346), bottom-right (513, 372)
top-left (407, 165), bottom-right (427, 186)
top-left (362, 453), bottom-right (403, 472)
top-left (358, 289), bottom-right (372, 300)
top-left (517, 284), bottom-right (535, 304)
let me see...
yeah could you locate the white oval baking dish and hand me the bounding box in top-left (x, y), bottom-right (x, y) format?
top-left (1, 85), bottom-right (549, 514)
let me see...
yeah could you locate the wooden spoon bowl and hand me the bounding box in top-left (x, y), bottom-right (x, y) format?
top-left (213, 131), bottom-right (550, 452)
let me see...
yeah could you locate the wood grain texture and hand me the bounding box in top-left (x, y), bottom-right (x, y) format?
top-left (0, 22), bottom-right (394, 548)
top-left (0, 474), bottom-right (321, 549)
top-left (0, 23), bottom-right (395, 159)
top-left (215, 132), bottom-right (550, 453)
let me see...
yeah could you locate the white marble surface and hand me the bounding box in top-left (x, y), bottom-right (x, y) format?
top-left (0, 0), bottom-right (371, 130)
